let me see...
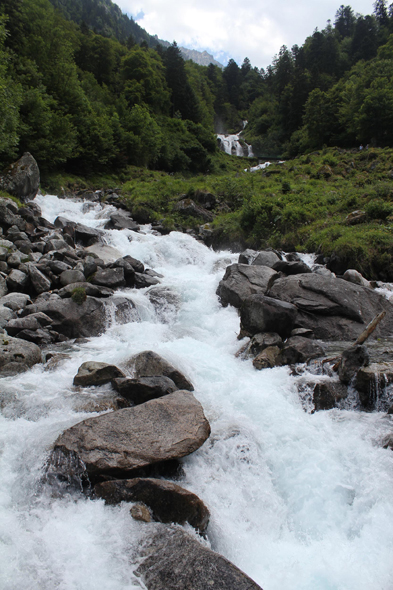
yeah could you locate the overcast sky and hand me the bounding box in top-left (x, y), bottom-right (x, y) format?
top-left (114, 0), bottom-right (374, 69)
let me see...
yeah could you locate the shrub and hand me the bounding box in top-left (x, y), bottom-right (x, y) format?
top-left (71, 287), bottom-right (87, 305)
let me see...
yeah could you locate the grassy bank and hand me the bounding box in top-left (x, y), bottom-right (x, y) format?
top-left (41, 147), bottom-right (393, 281)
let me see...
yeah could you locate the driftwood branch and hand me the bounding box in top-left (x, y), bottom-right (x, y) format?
top-left (330, 311), bottom-right (386, 371)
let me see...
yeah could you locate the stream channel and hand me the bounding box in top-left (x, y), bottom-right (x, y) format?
top-left (1, 194), bottom-right (393, 590)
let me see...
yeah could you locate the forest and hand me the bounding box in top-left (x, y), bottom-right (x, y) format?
top-left (1, 0), bottom-right (393, 176)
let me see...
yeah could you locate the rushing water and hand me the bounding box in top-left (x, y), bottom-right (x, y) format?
top-left (1, 195), bottom-right (393, 590)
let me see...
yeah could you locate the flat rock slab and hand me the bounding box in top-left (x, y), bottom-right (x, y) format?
top-left (73, 361), bottom-right (125, 386)
top-left (135, 525), bottom-right (263, 590)
top-left (123, 350), bottom-right (194, 391)
top-left (95, 477), bottom-right (210, 533)
top-left (52, 390), bottom-right (210, 478)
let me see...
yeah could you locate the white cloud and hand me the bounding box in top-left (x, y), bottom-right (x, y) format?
top-left (114, 0), bottom-right (374, 69)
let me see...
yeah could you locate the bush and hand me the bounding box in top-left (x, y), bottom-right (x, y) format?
top-left (71, 287), bottom-right (87, 305)
top-left (365, 199), bottom-right (393, 220)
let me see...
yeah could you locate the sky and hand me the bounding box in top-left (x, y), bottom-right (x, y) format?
top-left (114, 0), bottom-right (375, 69)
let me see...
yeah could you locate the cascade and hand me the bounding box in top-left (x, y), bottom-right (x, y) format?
top-left (1, 195), bottom-right (393, 590)
top-left (217, 125), bottom-right (254, 157)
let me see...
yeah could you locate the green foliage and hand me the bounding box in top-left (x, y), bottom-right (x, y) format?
top-left (71, 286), bottom-right (87, 304)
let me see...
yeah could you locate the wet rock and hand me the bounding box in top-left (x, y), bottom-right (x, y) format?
top-left (245, 332), bottom-right (283, 358)
top-left (147, 286), bottom-right (181, 322)
top-left (268, 273), bottom-right (393, 341)
top-left (135, 525), bottom-right (263, 590)
top-left (240, 294), bottom-right (297, 339)
top-left (253, 346), bottom-right (282, 370)
top-left (131, 503), bottom-right (152, 522)
top-left (217, 264), bottom-right (278, 308)
top-left (113, 376), bottom-right (178, 406)
top-left (0, 335), bottom-right (42, 375)
top-left (272, 260), bottom-right (312, 275)
top-left (74, 223), bottom-right (103, 246)
top-left (73, 361), bottom-right (125, 386)
top-left (238, 249), bottom-right (258, 264)
top-left (110, 258), bottom-right (135, 287)
top-left (290, 328), bottom-right (314, 338)
top-left (338, 345), bottom-right (370, 384)
top-left (104, 213), bottom-right (140, 231)
top-left (91, 267), bottom-right (126, 289)
top-left (124, 350), bottom-right (194, 391)
top-left (252, 250), bottom-right (281, 268)
top-left (281, 336), bottom-right (325, 365)
top-left (95, 478), bottom-right (210, 533)
top-left (51, 390), bottom-right (210, 479)
top-left (0, 153), bottom-right (40, 202)
top-left (134, 272), bottom-right (160, 288)
top-left (382, 434), bottom-right (393, 450)
top-left (313, 382), bottom-right (348, 411)
top-left (122, 255), bottom-right (144, 274)
top-left (355, 362), bottom-right (393, 409)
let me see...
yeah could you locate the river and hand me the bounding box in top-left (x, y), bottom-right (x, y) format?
top-left (1, 194), bottom-right (393, 590)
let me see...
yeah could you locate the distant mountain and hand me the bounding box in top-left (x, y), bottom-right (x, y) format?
top-left (49, 0), bottom-right (223, 67)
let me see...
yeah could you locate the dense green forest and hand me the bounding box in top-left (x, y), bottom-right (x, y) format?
top-left (1, 0), bottom-right (393, 176)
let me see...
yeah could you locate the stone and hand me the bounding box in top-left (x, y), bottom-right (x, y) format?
top-left (123, 350), bottom-right (194, 391)
top-left (0, 274), bottom-right (8, 297)
top-left (382, 434), bottom-right (393, 450)
top-left (240, 294), bottom-right (297, 338)
top-left (355, 362), bottom-right (393, 409)
top-left (0, 153), bottom-right (40, 202)
top-left (58, 282), bottom-right (114, 299)
top-left (91, 267), bottom-right (126, 288)
top-left (123, 255), bottom-right (144, 274)
top-left (238, 249), bottom-right (258, 264)
top-left (343, 269), bottom-right (371, 289)
top-left (0, 335), bottom-right (42, 375)
top-left (272, 260), bottom-right (312, 275)
top-left (217, 264), bottom-right (278, 308)
top-left (174, 199), bottom-right (213, 223)
top-left (281, 336), bottom-right (325, 365)
top-left (193, 189), bottom-right (216, 209)
top-left (338, 345), bottom-right (370, 384)
top-left (290, 328), bottom-right (314, 338)
top-left (5, 312), bottom-right (52, 336)
top-left (130, 503), bottom-right (152, 522)
top-left (252, 250), bottom-right (281, 268)
top-left (28, 264), bottom-right (51, 294)
top-left (6, 269), bottom-right (28, 291)
top-left (51, 390), bottom-right (210, 479)
top-left (104, 213), bottom-right (140, 231)
top-left (0, 200), bottom-right (26, 230)
top-left (313, 382), bottom-right (348, 411)
top-left (253, 346), bottom-right (282, 370)
top-left (147, 286), bottom-right (181, 322)
top-left (135, 525), bottom-right (263, 590)
top-left (345, 210), bottom-right (367, 225)
top-left (268, 273), bottom-right (393, 341)
top-left (112, 376), bottom-right (178, 406)
top-left (0, 292), bottom-right (31, 311)
top-left (74, 223), bottom-right (103, 245)
top-left (16, 328), bottom-right (54, 345)
top-left (134, 273), bottom-right (160, 288)
top-left (73, 361), bottom-right (126, 386)
top-left (59, 269), bottom-right (86, 286)
top-left (0, 305), bottom-right (16, 328)
top-left (95, 478), bottom-right (210, 533)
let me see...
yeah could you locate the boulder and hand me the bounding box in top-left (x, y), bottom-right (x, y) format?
top-left (91, 267), bottom-right (126, 288)
top-left (123, 350), bottom-right (194, 391)
top-left (238, 249), bottom-right (258, 264)
top-left (112, 376), bottom-right (178, 406)
top-left (74, 223), bottom-right (103, 246)
top-left (268, 273), bottom-right (393, 341)
top-left (59, 269), bottom-right (86, 286)
top-left (253, 346), bottom-right (282, 370)
top-left (135, 525), bottom-right (263, 590)
top-left (28, 264), bottom-right (51, 294)
top-left (281, 336), bottom-right (325, 365)
top-left (0, 153), bottom-right (40, 202)
top-left (104, 213), bottom-right (140, 231)
top-left (147, 286), bottom-right (181, 322)
top-left (355, 362), bottom-right (393, 409)
top-left (51, 390), bottom-right (210, 479)
top-left (242, 332), bottom-right (283, 359)
top-left (217, 264), bottom-right (278, 308)
top-left (240, 295), bottom-right (297, 338)
top-left (6, 269), bottom-right (28, 291)
top-left (58, 282), bottom-right (113, 299)
top-left (95, 478), bottom-right (210, 534)
top-left (73, 361), bottom-right (125, 386)
top-left (343, 269), bottom-right (371, 288)
top-left (0, 335), bottom-right (42, 375)
top-left (134, 272), bottom-right (160, 288)
top-left (313, 382), bottom-right (348, 411)
top-left (338, 345), bottom-right (369, 384)
top-left (5, 312), bottom-right (52, 336)
top-left (0, 292), bottom-right (31, 311)
top-left (272, 260), bottom-right (312, 275)
top-left (252, 250), bottom-right (281, 268)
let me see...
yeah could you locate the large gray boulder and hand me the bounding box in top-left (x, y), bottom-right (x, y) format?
top-left (0, 335), bottom-right (42, 375)
top-left (240, 295), bottom-right (297, 338)
top-left (268, 273), bottom-right (393, 341)
top-left (51, 390), bottom-right (210, 478)
top-left (217, 264), bottom-right (278, 308)
top-left (252, 250), bottom-right (281, 268)
top-left (123, 350), bottom-right (194, 391)
top-left (95, 478), bottom-right (210, 534)
top-left (0, 153), bottom-right (40, 202)
top-left (135, 525), bottom-right (263, 590)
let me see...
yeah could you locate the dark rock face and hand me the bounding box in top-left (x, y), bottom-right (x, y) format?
top-left (51, 390), bottom-right (210, 479)
top-left (252, 250), bottom-right (281, 268)
top-left (135, 525), bottom-right (263, 590)
top-left (91, 267), bottom-right (126, 288)
top-left (253, 346), bottom-right (282, 370)
top-left (0, 335), bottom-right (42, 375)
top-left (217, 264), bottom-right (278, 308)
top-left (124, 350), bottom-right (194, 391)
top-left (73, 361), bottom-right (125, 386)
top-left (268, 273), bottom-right (393, 341)
top-left (240, 295), bottom-right (297, 339)
top-left (313, 382), bottom-right (348, 411)
top-left (0, 153), bottom-right (40, 202)
top-left (95, 478), bottom-right (210, 533)
top-left (272, 260), bottom-right (312, 275)
top-left (104, 213), bottom-right (140, 231)
top-left (281, 336), bottom-right (325, 365)
top-left (355, 362), bottom-right (393, 409)
top-left (113, 376), bottom-right (178, 406)
top-left (338, 345), bottom-right (370, 384)
top-left (174, 199), bottom-right (213, 223)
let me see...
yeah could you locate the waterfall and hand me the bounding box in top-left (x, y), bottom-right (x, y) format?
top-left (1, 194), bottom-right (393, 590)
top-left (217, 132), bottom-right (254, 157)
